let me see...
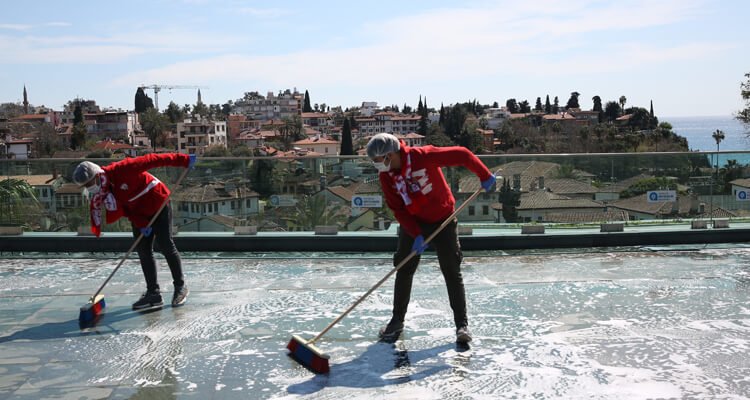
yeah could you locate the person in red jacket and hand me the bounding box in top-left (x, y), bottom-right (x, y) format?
top-left (73, 153), bottom-right (196, 310)
top-left (366, 133), bottom-right (496, 344)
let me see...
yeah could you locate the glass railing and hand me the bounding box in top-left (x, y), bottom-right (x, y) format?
top-left (1, 151), bottom-right (749, 234)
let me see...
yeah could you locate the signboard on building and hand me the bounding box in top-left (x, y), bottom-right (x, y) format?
top-left (269, 195), bottom-right (296, 207)
top-left (737, 189), bottom-right (750, 201)
top-left (352, 195), bottom-right (383, 208)
top-left (647, 190), bottom-right (676, 203)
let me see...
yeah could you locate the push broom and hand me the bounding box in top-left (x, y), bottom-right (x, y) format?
top-left (78, 165), bottom-right (191, 325)
top-left (287, 171), bottom-right (499, 373)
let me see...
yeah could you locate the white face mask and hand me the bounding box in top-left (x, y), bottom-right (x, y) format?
top-left (373, 160), bottom-right (390, 172)
top-left (87, 183), bottom-right (101, 195)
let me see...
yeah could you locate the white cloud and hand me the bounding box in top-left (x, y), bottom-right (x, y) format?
top-left (45, 22), bottom-right (72, 28)
top-left (109, 0), bottom-right (721, 90)
top-left (0, 23), bottom-right (32, 31)
top-left (235, 7), bottom-right (291, 19)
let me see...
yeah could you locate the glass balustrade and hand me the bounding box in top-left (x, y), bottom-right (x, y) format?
top-left (1, 151), bottom-right (749, 234)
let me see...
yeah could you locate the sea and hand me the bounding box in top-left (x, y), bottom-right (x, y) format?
top-left (663, 115), bottom-right (750, 165)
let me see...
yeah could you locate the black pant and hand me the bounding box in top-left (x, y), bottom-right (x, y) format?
top-left (131, 204), bottom-right (184, 293)
top-left (391, 218), bottom-right (467, 328)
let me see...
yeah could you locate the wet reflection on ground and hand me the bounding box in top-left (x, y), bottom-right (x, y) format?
top-left (1, 246), bottom-right (750, 399)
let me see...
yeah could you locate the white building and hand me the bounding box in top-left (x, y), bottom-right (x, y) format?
top-left (176, 118), bottom-right (228, 155)
top-left (355, 112), bottom-right (420, 136)
top-left (232, 89), bottom-right (303, 120)
top-left (480, 108), bottom-right (511, 129)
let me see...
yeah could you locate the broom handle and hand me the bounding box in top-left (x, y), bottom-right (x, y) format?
top-left (89, 165), bottom-right (191, 301)
top-left (310, 171), bottom-right (497, 344)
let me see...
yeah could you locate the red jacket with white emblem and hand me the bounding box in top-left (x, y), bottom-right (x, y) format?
top-left (378, 142), bottom-right (492, 238)
top-left (102, 153), bottom-right (190, 228)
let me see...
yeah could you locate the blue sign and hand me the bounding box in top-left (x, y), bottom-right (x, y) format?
top-left (737, 190), bottom-right (749, 201)
top-left (646, 190), bottom-right (676, 203)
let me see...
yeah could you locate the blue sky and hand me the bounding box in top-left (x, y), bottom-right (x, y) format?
top-left (2, 0), bottom-right (749, 117)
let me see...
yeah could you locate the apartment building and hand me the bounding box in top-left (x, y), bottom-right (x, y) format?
top-left (83, 111), bottom-right (139, 142)
top-left (176, 118), bottom-right (228, 155)
top-left (354, 112), bottom-right (420, 136)
top-left (232, 89), bottom-right (303, 120)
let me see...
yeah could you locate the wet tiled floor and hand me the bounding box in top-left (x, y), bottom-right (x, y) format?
top-left (1, 246), bottom-right (750, 399)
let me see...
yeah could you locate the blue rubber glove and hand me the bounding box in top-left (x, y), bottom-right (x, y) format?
top-left (139, 227), bottom-right (153, 237)
top-left (411, 234), bottom-right (427, 255)
top-left (481, 175), bottom-right (496, 192)
top-left (188, 154), bottom-right (197, 169)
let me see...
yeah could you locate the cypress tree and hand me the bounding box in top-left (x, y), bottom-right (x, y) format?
top-left (544, 95), bottom-right (551, 114)
top-left (340, 118), bottom-right (354, 155)
top-left (303, 90), bottom-right (312, 112)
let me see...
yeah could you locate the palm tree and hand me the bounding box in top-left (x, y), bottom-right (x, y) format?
top-left (285, 194), bottom-right (346, 231)
top-left (712, 129), bottom-right (726, 191)
top-left (619, 96), bottom-right (627, 112)
top-left (0, 178), bottom-right (38, 225)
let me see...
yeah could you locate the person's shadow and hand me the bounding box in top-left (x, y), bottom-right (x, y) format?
top-left (0, 306), bottom-right (161, 344)
top-left (287, 340), bottom-right (467, 395)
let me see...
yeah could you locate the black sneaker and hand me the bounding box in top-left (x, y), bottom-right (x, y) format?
top-left (132, 291), bottom-right (163, 310)
top-left (172, 285), bottom-right (189, 307)
top-left (378, 319), bottom-right (404, 342)
top-left (456, 326), bottom-right (473, 343)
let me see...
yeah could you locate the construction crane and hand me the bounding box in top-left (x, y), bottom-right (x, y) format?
top-left (139, 84), bottom-right (208, 110)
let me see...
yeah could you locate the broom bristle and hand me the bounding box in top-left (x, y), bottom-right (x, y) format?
top-left (287, 335), bottom-right (330, 373)
top-left (79, 294), bottom-right (106, 324)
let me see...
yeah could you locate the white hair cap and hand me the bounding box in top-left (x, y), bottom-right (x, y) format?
top-left (366, 133), bottom-right (400, 159)
top-left (72, 161), bottom-right (103, 185)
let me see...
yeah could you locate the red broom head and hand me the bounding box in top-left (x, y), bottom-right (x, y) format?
top-left (287, 335), bottom-right (330, 374)
top-left (79, 294), bottom-right (106, 325)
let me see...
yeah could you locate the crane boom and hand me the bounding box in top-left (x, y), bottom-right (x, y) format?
top-left (139, 84), bottom-right (208, 110)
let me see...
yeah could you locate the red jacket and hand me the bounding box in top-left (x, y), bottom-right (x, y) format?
top-left (378, 142), bottom-right (492, 238)
top-left (102, 153), bottom-right (190, 228)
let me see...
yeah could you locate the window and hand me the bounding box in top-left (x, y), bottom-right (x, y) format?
top-left (483, 205), bottom-right (489, 215)
top-left (468, 206), bottom-right (475, 216)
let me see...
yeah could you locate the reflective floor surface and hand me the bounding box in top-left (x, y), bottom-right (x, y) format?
top-left (1, 245), bottom-right (750, 399)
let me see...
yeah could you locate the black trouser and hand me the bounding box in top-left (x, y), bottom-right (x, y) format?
top-left (131, 204), bottom-right (184, 293)
top-left (391, 218), bottom-right (467, 328)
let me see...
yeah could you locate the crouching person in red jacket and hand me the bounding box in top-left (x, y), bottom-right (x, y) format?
top-left (366, 133), bottom-right (496, 344)
top-left (73, 153), bottom-right (196, 310)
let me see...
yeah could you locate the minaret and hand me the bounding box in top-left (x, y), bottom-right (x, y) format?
top-left (197, 89), bottom-right (202, 104)
top-left (23, 85), bottom-right (29, 114)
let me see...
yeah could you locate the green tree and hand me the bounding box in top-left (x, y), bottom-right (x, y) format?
top-left (552, 96), bottom-right (560, 114)
top-left (164, 101), bottom-right (184, 124)
top-left (565, 92), bottom-right (580, 109)
top-left (554, 164), bottom-right (579, 179)
top-left (250, 158), bottom-right (275, 197)
top-left (620, 177), bottom-right (676, 198)
top-left (604, 101), bottom-right (622, 122)
top-left (203, 145), bottom-right (230, 157)
top-left (619, 95), bottom-right (627, 111)
top-left (192, 101), bottom-right (208, 117)
top-left (505, 98), bottom-right (519, 113)
top-left (0, 178), bottom-right (38, 225)
top-left (425, 123), bottom-right (453, 147)
top-left (140, 108), bottom-right (169, 150)
top-left (544, 95), bottom-right (552, 114)
top-left (534, 97), bottom-right (543, 112)
top-left (340, 118), bottom-right (354, 155)
top-left (518, 100), bottom-right (531, 113)
top-left (134, 87), bottom-right (153, 113)
top-left (737, 72), bottom-right (750, 128)
top-left (417, 96), bottom-right (429, 135)
top-left (285, 194), bottom-right (346, 231)
top-left (303, 90), bottom-right (313, 112)
top-left (34, 124), bottom-right (63, 157)
top-left (70, 123), bottom-right (87, 150)
top-left (498, 178), bottom-right (520, 222)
